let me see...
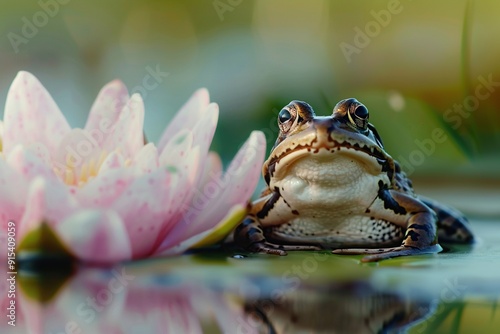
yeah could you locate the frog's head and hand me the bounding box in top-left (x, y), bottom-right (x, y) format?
top-left (263, 99), bottom-right (395, 185)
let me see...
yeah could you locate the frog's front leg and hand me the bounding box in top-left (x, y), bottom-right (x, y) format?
top-left (234, 189), bottom-right (321, 255)
top-left (234, 216), bottom-right (288, 255)
top-left (234, 217), bottom-right (321, 255)
top-left (333, 189), bottom-right (442, 262)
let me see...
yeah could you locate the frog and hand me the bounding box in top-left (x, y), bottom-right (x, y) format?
top-left (234, 98), bottom-right (474, 262)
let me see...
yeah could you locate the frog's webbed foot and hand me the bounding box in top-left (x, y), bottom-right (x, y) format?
top-left (234, 216), bottom-right (286, 255)
top-left (249, 241), bottom-right (288, 256)
top-left (234, 216), bottom-right (321, 256)
top-left (332, 244), bottom-right (442, 262)
top-left (250, 241), bottom-right (321, 255)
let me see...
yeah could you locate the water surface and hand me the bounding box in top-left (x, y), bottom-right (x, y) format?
top-left (2, 219), bottom-right (499, 334)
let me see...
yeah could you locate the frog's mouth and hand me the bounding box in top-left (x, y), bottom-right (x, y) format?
top-left (266, 143), bottom-right (392, 183)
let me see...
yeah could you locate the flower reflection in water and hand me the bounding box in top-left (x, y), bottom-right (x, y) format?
top-left (1, 265), bottom-right (437, 334)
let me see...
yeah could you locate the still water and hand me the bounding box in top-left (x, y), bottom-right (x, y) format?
top-left (2, 220), bottom-right (499, 334)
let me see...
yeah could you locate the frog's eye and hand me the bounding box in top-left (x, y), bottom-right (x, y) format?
top-left (347, 103), bottom-right (369, 129)
top-left (354, 105), bottom-right (369, 120)
top-left (278, 108), bottom-right (292, 124)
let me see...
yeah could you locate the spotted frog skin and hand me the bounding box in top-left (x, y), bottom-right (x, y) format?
top-left (234, 99), bottom-right (474, 262)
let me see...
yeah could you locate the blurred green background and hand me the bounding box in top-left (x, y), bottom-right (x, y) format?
top-left (0, 0), bottom-right (499, 178)
top-left (1, 3), bottom-right (499, 333)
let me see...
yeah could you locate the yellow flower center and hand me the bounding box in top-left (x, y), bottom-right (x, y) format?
top-left (56, 150), bottom-right (133, 187)
top-left (60, 151), bottom-right (107, 186)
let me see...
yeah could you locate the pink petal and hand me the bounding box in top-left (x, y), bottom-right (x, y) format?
top-left (156, 152), bottom-right (222, 253)
top-left (111, 144), bottom-right (202, 258)
top-left (2, 71), bottom-right (70, 160)
top-left (195, 152), bottom-right (223, 193)
top-left (6, 145), bottom-right (58, 183)
top-left (157, 131), bottom-right (266, 250)
top-left (152, 146), bottom-right (202, 255)
top-left (159, 129), bottom-right (193, 167)
top-left (18, 178), bottom-right (46, 241)
top-left (132, 142), bottom-right (159, 174)
top-left (84, 79), bottom-right (130, 147)
top-left (76, 168), bottom-right (136, 208)
top-left (157, 88), bottom-right (210, 152)
top-left (111, 168), bottom-right (173, 258)
top-left (103, 93), bottom-right (145, 159)
top-left (157, 130), bottom-right (202, 208)
top-left (98, 151), bottom-right (126, 173)
top-left (16, 177), bottom-right (73, 258)
top-left (18, 177), bottom-right (77, 241)
top-left (76, 166), bottom-right (186, 258)
top-left (195, 131), bottom-right (265, 224)
top-left (156, 228), bottom-right (212, 256)
top-left (0, 156), bottom-right (27, 233)
top-left (158, 102), bottom-right (217, 197)
top-left (190, 102), bottom-right (219, 166)
top-left (211, 130), bottom-right (266, 206)
top-left (56, 209), bottom-right (132, 263)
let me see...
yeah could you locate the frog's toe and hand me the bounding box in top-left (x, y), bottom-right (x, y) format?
top-left (332, 248), bottom-right (381, 255)
top-left (282, 245), bottom-right (323, 251)
top-left (332, 244), bottom-right (442, 262)
top-left (249, 242), bottom-right (288, 256)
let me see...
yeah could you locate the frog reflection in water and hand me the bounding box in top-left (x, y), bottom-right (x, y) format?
top-left (234, 99), bottom-right (474, 262)
top-left (243, 282), bottom-right (432, 333)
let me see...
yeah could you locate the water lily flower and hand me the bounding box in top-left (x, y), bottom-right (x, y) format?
top-left (0, 71), bottom-right (266, 263)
